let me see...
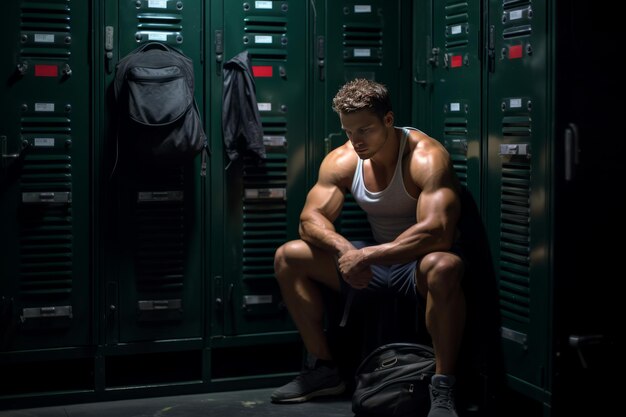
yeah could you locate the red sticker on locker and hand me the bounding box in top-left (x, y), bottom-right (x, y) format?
top-left (252, 66), bottom-right (273, 77)
top-left (450, 55), bottom-right (463, 68)
top-left (34, 64), bottom-right (58, 77)
top-left (509, 45), bottom-right (523, 59)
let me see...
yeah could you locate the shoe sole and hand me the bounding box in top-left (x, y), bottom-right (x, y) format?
top-left (271, 381), bottom-right (346, 404)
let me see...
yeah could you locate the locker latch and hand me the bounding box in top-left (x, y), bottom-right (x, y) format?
top-left (21, 306), bottom-right (73, 322)
top-left (1, 135), bottom-right (26, 169)
top-left (105, 26), bottom-right (114, 74)
top-left (499, 143), bottom-right (530, 157)
top-left (428, 48), bottom-right (440, 67)
top-left (242, 295), bottom-right (273, 309)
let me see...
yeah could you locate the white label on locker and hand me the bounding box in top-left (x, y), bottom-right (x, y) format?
top-left (243, 295), bottom-right (273, 305)
top-left (354, 5), bottom-right (372, 13)
top-left (255, 35), bottom-right (272, 44)
top-left (263, 135), bottom-right (287, 148)
top-left (354, 48), bottom-right (371, 57)
top-left (510, 10), bottom-right (523, 20)
top-left (257, 102), bottom-right (272, 111)
top-left (451, 25), bottom-right (462, 35)
top-left (148, 32), bottom-right (168, 41)
top-left (255, 1), bottom-right (273, 9)
top-left (34, 34), bottom-right (55, 43)
top-left (35, 103), bottom-right (54, 112)
top-left (34, 138), bottom-right (55, 147)
top-left (148, 0), bottom-right (167, 9)
top-left (450, 102), bottom-right (461, 112)
top-left (509, 98), bottom-right (522, 108)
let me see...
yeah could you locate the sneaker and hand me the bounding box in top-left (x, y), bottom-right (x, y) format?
top-left (428, 375), bottom-right (459, 417)
top-left (270, 357), bottom-right (346, 404)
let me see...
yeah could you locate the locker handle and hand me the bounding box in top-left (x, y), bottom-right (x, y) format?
top-left (215, 30), bottom-right (223, 76)
top-left (564, 123), bottom-right (579, 181)
top-left (488, 25), bottom-right (496, 73)
top-left (1, 135), bottom-right (24, 168)
top-left (317, 36), bottom-right (325, 81)
top-left (105, 26), bottom-right (114, 74)
top-left (569, 334), bottom-right (604, 369)
top-left (21, 306), bottom-right (72, 322)
top-left (499, 143), bottom-right (530, 157)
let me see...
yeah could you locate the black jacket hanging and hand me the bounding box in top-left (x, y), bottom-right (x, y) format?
top-left (222, 50), bottom-right (266, 163)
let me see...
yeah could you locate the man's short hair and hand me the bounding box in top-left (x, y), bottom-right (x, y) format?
top-left (332, 78), bottom-right (392, 120)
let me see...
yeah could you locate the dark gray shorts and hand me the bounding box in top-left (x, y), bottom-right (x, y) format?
top-left (337, 240), bottom-right (465, 300)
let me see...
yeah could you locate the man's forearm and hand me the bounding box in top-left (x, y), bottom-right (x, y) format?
top-left (360, 227), bottom-right (450, 266)
top-left (299, 219), bottom-right (354, 256)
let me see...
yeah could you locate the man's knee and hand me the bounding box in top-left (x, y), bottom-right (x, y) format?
top-left (423, 252), bottom-right (464, 295)
top-left (274, 240), bottom-right (305, 279)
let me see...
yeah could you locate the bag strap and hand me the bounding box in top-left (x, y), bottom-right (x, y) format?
top-left (356, 343), bottom-right (435, 374)
top-left (340, 288), bottom-right (354, 327)
top-left (135, 41), bottom-right (171, 53)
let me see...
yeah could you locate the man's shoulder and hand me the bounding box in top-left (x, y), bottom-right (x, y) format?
top-left (404, 128), bottom-right (448, 158)
top-left (320, 143), bottom-right (358, 185)
top-left (324, 143), bottom-right (358, 168)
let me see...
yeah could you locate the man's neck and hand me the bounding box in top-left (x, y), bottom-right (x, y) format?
top-left (369, 126), bottom-right (400, 168)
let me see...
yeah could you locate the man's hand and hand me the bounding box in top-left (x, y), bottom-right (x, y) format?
top-left (338, 249), bottom-right (372, 289)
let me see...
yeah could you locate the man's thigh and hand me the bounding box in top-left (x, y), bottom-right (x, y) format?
top-left (278, 239), bottom-right (341, 291)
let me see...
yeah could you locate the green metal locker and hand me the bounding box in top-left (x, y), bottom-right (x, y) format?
top-left (210, 0), bottom-right (308, 338)
top-left (430, 0), bottom-right (482, 200)
top-left (0, 0), bottom-right (95, 401)
top-left (0, 0), bottom-right (92, 352)
top-left (98, 0), bottom-right (204, 345)
top-left (484, 1), bottom-right (622, 415)
top-left (485, 0), bottom-right (551, 406)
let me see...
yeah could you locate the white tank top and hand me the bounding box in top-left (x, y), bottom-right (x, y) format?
top-left (350, 127), bottom-right (418, 243)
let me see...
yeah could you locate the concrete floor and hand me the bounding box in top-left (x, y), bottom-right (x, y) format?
top-left (0, 388), bottom-right (355, 417)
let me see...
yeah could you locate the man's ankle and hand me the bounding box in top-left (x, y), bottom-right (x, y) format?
top-left (431, 374), bottom-right (456, 387)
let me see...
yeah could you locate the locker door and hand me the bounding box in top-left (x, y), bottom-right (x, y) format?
top-left (431, 0), bottom-right (481, 200)
top-left (101, 0), bottom-right (204, 344)
top-left (485, 0), bottom-right (551, 405)
top-left (0, 0), bottom-right (91, 351)
top-left (216, 0), bottom-right (308, 336)
top-left (319, 0), bottom-right (412, 239)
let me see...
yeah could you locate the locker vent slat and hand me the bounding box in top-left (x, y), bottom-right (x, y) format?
top-left (343, 23), bottom-right (383, 64)
top-left (19, 155), bottom-right (73, 298)
top-left (19, 0), bottom-right (72, 60)
top-left (242, 122), bottom-right (288, 280)
top-left (135, 2), bottom-right (183, 41)
top-left (445, 1), bottom-right (469, 49)
top-left (498, 160), bottom-right (531, 325)
top-left (444, 116), bottom-right (469, 187)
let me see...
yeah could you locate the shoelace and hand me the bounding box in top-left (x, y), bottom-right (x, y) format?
top-left (431, 385), bottom-right (455, 410)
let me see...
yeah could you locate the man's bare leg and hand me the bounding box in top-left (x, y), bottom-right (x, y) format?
top-left (416, 251), bottom-right (465, 375)
top-left (274, 239), bottom-right (341, 361)
top-left (271, 239), bottom-right (345, 403)
top-left (416, 251), bottom-right (465, 417)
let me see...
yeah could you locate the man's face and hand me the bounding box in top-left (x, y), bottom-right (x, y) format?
top-left (339, 110), bottom-right (393, 160)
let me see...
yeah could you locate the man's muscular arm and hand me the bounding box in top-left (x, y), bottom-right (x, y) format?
top-left (298, 146), bottom-right (355, 257)
top-left (338, 137), bottom-right (461, 273)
